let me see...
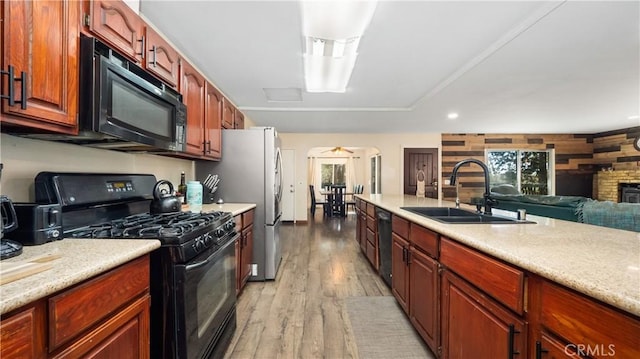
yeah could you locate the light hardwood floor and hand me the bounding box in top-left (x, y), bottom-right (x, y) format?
top-left (224, 212), bottom-right (391, 358)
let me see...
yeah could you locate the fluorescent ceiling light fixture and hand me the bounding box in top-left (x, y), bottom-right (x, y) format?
top-left (300, 1), bottom-right (377, 93)
top-left (628, 115), bottom-right (639, 120)
top-left (447, 112), bottom-right (459, 120)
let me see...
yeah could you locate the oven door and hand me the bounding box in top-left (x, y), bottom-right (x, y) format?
top-left (175, 235), bottom-right (237, 359)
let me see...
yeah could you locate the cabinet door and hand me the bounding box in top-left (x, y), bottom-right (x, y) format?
top-left (145, 26), bottom-right (179, 87)
top-left (222, 98), bottom-right (235, 129)
top-left (234, 110), bottom-right (245, 129)
top-left (179, 60), bottom-right (206, 156)
top-left (535, 333), bottom-right (582, 359)
top-left (359, 211), bottom-right (367, 252)
top-left (0, 301), bottom-right (46, 359)
top-left (409, 247), bottom-right (439, 352)
top-left (2, 0), bottom-right (79, 132)
top-left (441, 270), bottom-right (526, 359)
top-left (235, 236), bottom-right (241, 294)
top-left (391, 233), bottom-right (409, 313)
top-left (204, 83), bottom-right (223, 159)
top-left (88, 0), bottom-right (144, 64)
top-left (51, 295), bottom-right (151, 359)
top-left (240, 226), bottom-right (254, 288)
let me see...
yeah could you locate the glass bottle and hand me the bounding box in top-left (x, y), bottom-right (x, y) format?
top-left (187, 180), bottom-right (203, 213)
top-left (177, 171), bottom-right (187, 204)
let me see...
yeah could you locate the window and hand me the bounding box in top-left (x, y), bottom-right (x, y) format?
top-left (321, 163), bottom-right (345, 187)
top-left (487, 150), bottom-right (553, 195)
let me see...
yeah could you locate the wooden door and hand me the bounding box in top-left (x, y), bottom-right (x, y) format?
top-left (441, 270), bottom-right (526, 359)
top-left (234, 110), bottom-right (245, 129)
top-left (391, 233), bottom-right (409, 313)
top-left (409, 248), bottom-right (439, 353)
top-left (404, 148), bottom-right (438, 198)
top-left (145, 27), bottom-right (179, 87)
top-left (2, 0), bottom-right (79, 133)
top-left (0, 301), bottom-right (46, 359)
top-left (204, 83), bottom-right (222, 159)
top-left (89, 0), bottom-right (144, 64)
top-left (179, 60), bottom-right (206, 156)
top-left (535, 333), bottom-right (582, 358)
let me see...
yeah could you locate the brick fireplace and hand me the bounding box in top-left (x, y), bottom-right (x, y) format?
top-left (596, 170), bottom-right (640, 202)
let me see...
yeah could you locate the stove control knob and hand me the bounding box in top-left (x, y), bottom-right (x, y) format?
top-left (203, 234), bottom-right (213, 246)
top-left (225, 222), bottom-right (235, 231)
top-left (193, 238), bottom-right (204, 252)
top-left (215, 229), bottom-right (225, 238)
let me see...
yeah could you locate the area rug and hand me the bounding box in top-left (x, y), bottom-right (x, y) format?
top-left (345, 296), bottom-right (435, 359)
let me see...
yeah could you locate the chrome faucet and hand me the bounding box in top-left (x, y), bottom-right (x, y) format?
top-left (449, 158), bottom-right (495, 215)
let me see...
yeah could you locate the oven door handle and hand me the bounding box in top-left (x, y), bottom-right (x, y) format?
top-left (185, 257), bottom-right (212, 271)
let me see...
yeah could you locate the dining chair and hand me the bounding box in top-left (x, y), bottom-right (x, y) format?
top-left (309, 185), bottom-right (327, 216)
top-left (328, 185), bottom-right (346, 217)
top-left (346, 184), bottom-right (363, 212)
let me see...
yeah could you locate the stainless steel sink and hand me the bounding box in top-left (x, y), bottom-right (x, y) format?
top-left (400, 207), bottom-right (534, 224)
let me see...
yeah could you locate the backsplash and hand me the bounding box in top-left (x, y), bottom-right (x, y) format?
top-left (0, 134), bottom-right (194, 202)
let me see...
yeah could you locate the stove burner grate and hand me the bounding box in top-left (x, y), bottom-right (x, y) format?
top-left (66, 211), bottom-right (228, 240)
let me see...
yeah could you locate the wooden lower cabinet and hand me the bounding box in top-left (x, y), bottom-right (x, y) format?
top-left (441, 269), bottom-right (526, 359)
top-left (391, 233), bottom-right (409, 313)
top-left (0, 301), bottom-right (46, 358)
top-left (0, 255), bottom-right (151, 359)
top-left (409, 247), bottom-right (439, 353)
top-left (235, 208), bottom-right (255, 294)
top-left (529, 276), bottom-right (640, 359)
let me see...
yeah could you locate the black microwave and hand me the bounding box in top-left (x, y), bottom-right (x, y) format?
top-left (77, 35), bottom-right (186, 152)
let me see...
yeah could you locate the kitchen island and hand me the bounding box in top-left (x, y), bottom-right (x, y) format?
top-left (356, 194), bottom-right (639, 358)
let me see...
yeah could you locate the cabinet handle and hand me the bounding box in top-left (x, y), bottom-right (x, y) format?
top-left (508, 324), bottom-right (520, 359)
top-left (535, 341), bottom-right (548, 359)
top-left (406, 248), bottom-right (411, 265)
top-left (1, 66), bottom-right (27, 110)
top-left (402, 247), bottom-right (407, 263)
top-left (149, 45), bottom-right (157, 66)
top-left (206, 140), bottom-right (212, 154)
top-left (137, 36), bottom-right (145, 59)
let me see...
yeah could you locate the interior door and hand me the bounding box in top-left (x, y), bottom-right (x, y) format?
top-left (281, 149), bottom-right (296, 222)
top-left (404, 148), bottom-right (438, 198)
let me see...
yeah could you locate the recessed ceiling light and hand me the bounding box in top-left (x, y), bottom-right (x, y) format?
top-left (627, 115), bottom-right (639, 120)
top-left (447, 113), bottom-right (459, 120)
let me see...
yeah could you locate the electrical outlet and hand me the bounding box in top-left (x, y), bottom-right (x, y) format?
top-left (251, 264), bottom-right (258, 276)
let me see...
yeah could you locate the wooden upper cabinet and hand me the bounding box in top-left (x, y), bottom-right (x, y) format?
top-left (204, 83), bottom-right (223, 159)
top-left (222, 98), bottom-right (235, 129)
top-left (179, 60), bottom-right (206, 156)
top-left (145, 26), bottom-right (179, 87)
top-left (234, 110), bottom-right (245, 129)
top-left (87, 0), bottom-right (144, 64)
top-left (1, 0), bottom-right (79, 133)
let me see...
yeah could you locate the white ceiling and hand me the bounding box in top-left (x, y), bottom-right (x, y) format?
top-left (139, 1), bottom-right (640, 134)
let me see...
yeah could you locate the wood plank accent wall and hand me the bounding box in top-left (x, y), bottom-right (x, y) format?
top-left (441, 133), bottom-right (595, 203)
top-left (442, 127), bottom-right (640, 203)
top-left (592, 126), bottom-right (640, 170)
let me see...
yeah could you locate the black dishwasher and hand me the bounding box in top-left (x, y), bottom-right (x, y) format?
top-left (376, 207), bottom-right (392, 287)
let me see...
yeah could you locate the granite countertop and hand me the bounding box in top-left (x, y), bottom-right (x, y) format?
top-left (201, 202), bottom-right (256, 216)
top-left (357, 194), bottom-right (640, 317)
top-left (0, 203), bottom-right (256, 315)
top-left (0, 239), bottom-right (160, 315)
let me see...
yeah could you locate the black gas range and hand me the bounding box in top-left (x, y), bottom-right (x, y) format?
top-left (32, 172), bottom-right (238, 359)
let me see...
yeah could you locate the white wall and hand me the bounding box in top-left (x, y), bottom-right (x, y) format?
top-left (279, 132), bottom-right (441, 221)
top-left (0, 134), bottom-right (193, 201)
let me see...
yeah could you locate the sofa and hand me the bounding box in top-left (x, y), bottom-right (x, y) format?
top-left (489, 184), bottom-right (640, 232)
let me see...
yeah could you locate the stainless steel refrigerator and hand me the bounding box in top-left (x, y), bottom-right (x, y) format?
top-left (196, 127), bottom-right (283, 280)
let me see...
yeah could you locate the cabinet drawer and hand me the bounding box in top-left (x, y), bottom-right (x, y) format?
top-left (392, 215), bottom-right (409, 239)
top-left (358, 199), bottom-right (367, 211)
top-left (366, 237), bottom-right (377, 269)
top-left (48, 255), bottom-right (150, 350)
top-left (242, 209), bottom-right (254, 228)
top-left (367, 214), bottom-right (376, 231)
top-left (409, 223), bottom-right (438, 259)
top-left (366, 203), bottom-right (375, 218)
top-left (440, 237), bottom-right (524, 314)
top-left (540, 280), bottom-right (640, 358)
top-left (0, 301), bottom-right (46, 358)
